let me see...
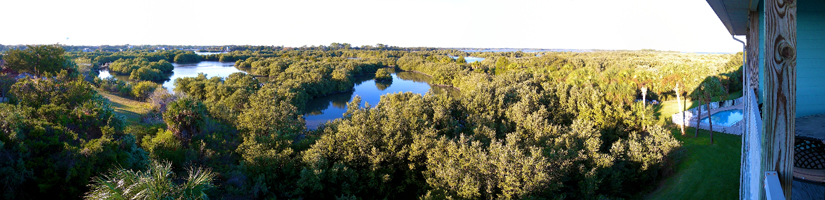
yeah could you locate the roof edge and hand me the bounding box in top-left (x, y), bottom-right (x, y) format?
top-left (707, 0), bottom-right (736, 35)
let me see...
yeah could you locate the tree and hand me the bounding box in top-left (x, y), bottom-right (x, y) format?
top-left (456, 56), bottom-right (466, 63)
top-left (3, 44), bottom-right (69, 76)
top-left (641, 85), bottom-right (647, 130)
top-left (131, 81), bottom-right (160, 101)
top-left (163, 96), bottom-right (208, 144)
top-left (0, 74), bottom-right (13, 100)
top-left (375, 68), bottom-right (392, 82)
top-left (691, 76), bottom-right (726, 144)
top-left (495, 57), bottom-right (510, 74)
top-left (237, 85), bottom-right (304, 138)
top-left (674, 83), bottom-right (685, 135)
top-left (703, 76), bottom-right (727, 144)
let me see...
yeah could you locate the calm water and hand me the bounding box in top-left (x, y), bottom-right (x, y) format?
top-left (304, 69), bottom-right (457, 129)
top-left (700, 109), bottom-right (744, 127)
top-left (195, 52), bottom-right (225, 55)
top-left (459, 49), bottom-right (592, 53)
top-left (450, 56), bottom-right (485, 63)
top-left (99, 63), bottom-right (455, 129)
top-left (98, 61), bottom-right (244, 90)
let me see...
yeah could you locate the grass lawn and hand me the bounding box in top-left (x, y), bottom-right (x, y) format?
top-left (644, 92), bottom-right (743, 200)
top-left (97, 89), bottom-right (151, 124)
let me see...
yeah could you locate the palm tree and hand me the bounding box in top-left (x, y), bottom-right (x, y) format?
top-left (85, 160), bottom-right (215, 200)
top-left (674, 83), bottom-right (685, 135)
top-left (691, 76), bottom-right (727, 144)
top-left (641, 85), bottom-right (648, 131)
top-left (692, 91), bottom-right (704, 138)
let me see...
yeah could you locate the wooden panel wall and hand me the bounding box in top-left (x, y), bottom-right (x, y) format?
top-left (748, 11), bottom-right (759, 91)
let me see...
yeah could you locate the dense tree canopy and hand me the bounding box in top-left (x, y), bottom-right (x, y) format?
top-left (1, 71), bottom-right (147, 199)
top-left (107, 58), bottom-right (173, 82)
top-left (3, 44), bottom-right (73, 76)
top-left (375, 68), bottom-right (392, 82)
top-left (1, 45), bottom-right (744, 199)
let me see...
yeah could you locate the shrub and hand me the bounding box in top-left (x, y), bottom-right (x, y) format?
top-left (85, 160), bottom-right (214, 200)
top-left (375, 68), bottom-right (392, 82)
top-left (163, 97), bottom-right (208, 143)
top-left (143, 129), bottom-right (186, 165)
top-left (132, 81), bottom-right (160, 101)
top-left (130, 67), bottom-right (164, 82)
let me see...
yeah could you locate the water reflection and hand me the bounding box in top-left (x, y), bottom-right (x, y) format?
top-left (303, 68), bottom-right (458, 129)
top-left (449, 56), bottom-right (485, 63)
top-left (98, 61), bottom-right (244, 90)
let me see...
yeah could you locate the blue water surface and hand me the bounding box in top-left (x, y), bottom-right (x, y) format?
top-left (99, 61), bottom-right (244, 90)
top-left (303, 70), bottom-right (456, 129)
top-left (449, 56), bottom-right (486, 63)
top-left (700, 109), bottom-right (744, 127)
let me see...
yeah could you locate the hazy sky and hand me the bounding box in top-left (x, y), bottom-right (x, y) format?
top-left (2, 0), bottom-right (744, 52)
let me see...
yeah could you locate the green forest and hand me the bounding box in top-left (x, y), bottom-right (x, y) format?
top-left (0, 44), bottom-right (743, 199)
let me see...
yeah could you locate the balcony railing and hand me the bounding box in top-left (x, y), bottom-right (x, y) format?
top-left (741, 73), bottom-right (765, 199)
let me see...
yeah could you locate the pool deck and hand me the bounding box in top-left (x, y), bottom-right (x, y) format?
top-left (672, 103), bottom-right (744, 135)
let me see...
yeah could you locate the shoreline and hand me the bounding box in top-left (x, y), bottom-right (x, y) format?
top-left (403, 70), bottom-right (461, 90)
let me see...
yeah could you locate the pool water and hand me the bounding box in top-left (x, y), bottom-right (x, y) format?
top-left (700, 109), bottom-right (744, 127)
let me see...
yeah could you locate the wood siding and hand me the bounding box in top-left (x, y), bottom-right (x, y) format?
top-left (748, 11), bottom-right (760, 91)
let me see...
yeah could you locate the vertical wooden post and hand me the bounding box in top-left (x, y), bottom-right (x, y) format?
top-left (762, 0), bottom-right (796, 198)
top-left (747, 11), bottom-right (760, 91)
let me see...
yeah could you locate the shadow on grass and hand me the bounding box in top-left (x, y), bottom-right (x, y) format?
top-left (645, 126), bottom-right (741, 200)
top-left (643, 90), bottom-right (744, 199)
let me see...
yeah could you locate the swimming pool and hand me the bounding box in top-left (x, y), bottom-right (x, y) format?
top-left (700, 109), bottom-right (744, 127)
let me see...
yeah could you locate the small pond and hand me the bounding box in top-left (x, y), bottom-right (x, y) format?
top-left (98, 61), bottom-right (244, 90)
top-left (304, 69), bottom-right (457, 129)
top-left (700, 109), bottom-right (744, 127)
top-left (450, 56), bottom-right (485, 63)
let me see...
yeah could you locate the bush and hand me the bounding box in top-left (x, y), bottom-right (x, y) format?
top-left (148, 87), bottom-right (181, 113)
top-left (174, 53), bottom-right (201, 63)
top-left (109, 58), bottom-right (173, 81)
top-left (163, 97), bottom-right (208, 143)
top-left (130, 67), bottom-right (165, 82)
top-left (143, 129), bottom-right (186, 165)
top-left (375, 68), bottom-right (392, 82)
top-left (85, 160), bottom-right (214, 200)
top-left (132, 81), bottom-right (160, 101)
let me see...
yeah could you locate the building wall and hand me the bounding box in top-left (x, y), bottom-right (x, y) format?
top-left (759, 0), bottom-right (825, 117)
top-left (796, 0), bottom-right (825, 117)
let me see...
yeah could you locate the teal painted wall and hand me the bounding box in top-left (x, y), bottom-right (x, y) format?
top-left (796, 0), bottom-right (825, 117)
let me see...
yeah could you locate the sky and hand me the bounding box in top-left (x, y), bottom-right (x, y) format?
top-left (1, 0), bottom-right (744, 52)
